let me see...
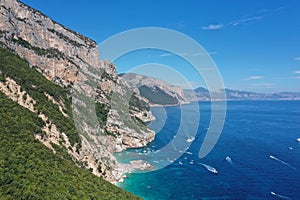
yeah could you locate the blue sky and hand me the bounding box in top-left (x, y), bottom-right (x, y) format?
top-left (21, 0), bottom-right (300, 92)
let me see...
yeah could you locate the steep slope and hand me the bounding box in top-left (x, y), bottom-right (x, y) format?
top-left (0, 0), bottom-right (154, 185)
top-left (120, 73), bottom-right (187, 105)
top-left (0, 91), bottom-right (141, 200)
top-left (0, 46), bottom-right (79, 157)
top-left (139, 85), bottom-right (179, 105)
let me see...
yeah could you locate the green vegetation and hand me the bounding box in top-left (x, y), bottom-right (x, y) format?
top-left (139, 85), bottom-right (178, 105)
top-left (0, 46), bottom-right (79, 146)
top-left (12, 37), bottom-right (65, 59)
top-left (101, 71), bottom-right (113, 80)
top-left (95, 102), bottom-right (110, 127)
top-left (0, 92), bottom-right (141, 200)
top-left (109, 86), bottom-right (149, 133)
top-left (0, 72), bottom-right (5, 82)
top-left (129, 92), bottom-right (148, 112)
top-left (48, 29), bottom-right (84, 48)
top-left (0, 30), bottom-right (5, 36)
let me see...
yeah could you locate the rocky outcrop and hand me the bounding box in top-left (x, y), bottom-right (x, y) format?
top-left (44, 92), bottom-right (68, 117)
top-left (0, 0), bottom-right (155, 183)
top-left (0, 0), bottom-right (99, 86)
top-left (120, 73), bottom-right (188, 105)
top-left (0, 76), bottom-right (77, 157)
top-left (0, 76), bottom-right (36, 112)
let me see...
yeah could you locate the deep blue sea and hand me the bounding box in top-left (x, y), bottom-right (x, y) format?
top-left (116, 101), bottom-right (300, 200)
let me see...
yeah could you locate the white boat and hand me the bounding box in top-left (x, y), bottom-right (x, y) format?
top-left (186, 137), bottom-right (195, 143)
top-left (199, 163), bottom-right (218, 174)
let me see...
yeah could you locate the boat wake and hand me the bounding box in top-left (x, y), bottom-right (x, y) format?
top-left (271, 191), bottom-right (292, 200)
top-left (199, 163), bottom-right (218, 174)
top-left (269, 155), bottom-right (296, 170)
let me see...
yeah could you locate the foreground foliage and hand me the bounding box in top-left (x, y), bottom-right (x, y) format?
top-left (0, 46), bottom-right (79, 146)
top-left (0, 47), bottom-right (141, 199)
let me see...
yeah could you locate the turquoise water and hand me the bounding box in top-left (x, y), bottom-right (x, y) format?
top-left (117, 101), bottom-right (300, 200)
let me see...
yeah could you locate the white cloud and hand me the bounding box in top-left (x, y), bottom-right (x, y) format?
top-left (244, 76), bottom-right (264, 81)
top-left (294, 70), bottom-right (300, 74)
top-left (250, 83), bottom-right (274, 87)
top-left (231, 7), bottom-right (284, 27)
top-left (230, 16), bottom-right (263, 27)
top-left (201, 24), bottom-right (224, 30)
top-left (202, 7), bottom-right (284, 31)
top-left (294, 57), bottom-right (300, 61)
top-left (201, 14), bottom-right (265, 31)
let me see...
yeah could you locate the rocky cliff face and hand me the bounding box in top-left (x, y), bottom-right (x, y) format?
top-left (0, 0), bottom-right (154, 183)
top-left (120, 73), bottom-right (188, 105)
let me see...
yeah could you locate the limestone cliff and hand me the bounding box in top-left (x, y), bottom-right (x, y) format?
top-left (0, 0), bottom-right (154, 183)
top-left (120, 73), bottom-right (188, 105)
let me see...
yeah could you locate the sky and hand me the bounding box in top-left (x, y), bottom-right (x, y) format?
top-left (21, 0), bottom-right (300, 93)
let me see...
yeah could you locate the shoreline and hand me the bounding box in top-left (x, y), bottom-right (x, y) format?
top-left (149, 99), bottom-right (300, 108)
top-left (111, 99), bottom-right (300, 184)
top-left (111, 108), bottom-right (158, 185)
top-left (148, 101), bottom-right (190, 107)
top-left (111, 159), bottom-right (153, 185)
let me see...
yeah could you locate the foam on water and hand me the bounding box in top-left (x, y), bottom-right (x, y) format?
top-left (225, 156), bottom-right (233, 165)
top-left (118, 101), bottom-right (300, 200)
top-left (269, 155), bottom-right (296, 170)
top-left (271, 191), bottom-right (292, 200)
top-left (199, 163), bottom-right (218, 174)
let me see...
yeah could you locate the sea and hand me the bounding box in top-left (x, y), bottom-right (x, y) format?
top-left (116, 101), bottom-right (300, 200)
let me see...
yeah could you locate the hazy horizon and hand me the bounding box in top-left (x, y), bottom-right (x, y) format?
top-left (21, 0), bottom-right (300, 93)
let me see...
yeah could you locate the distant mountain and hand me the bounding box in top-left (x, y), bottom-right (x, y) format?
top-left (184, 87), bottom-right (210, 101)
top-left (120, 73), bottom-right (300, 104)
top-left (138, 85), bottom-right (179, 105)
top-left (186, 88), bottom-right (300, 101)
top-left (120, 73), bottom-right (187, 105)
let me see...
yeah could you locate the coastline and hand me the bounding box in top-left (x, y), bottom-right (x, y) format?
top-left (111, 109), bottom-right (157, 185)
top-left (112, 157), bottom-right (153, 185)
top-left (112, 99), bottom-right (300, 184)
top-left (111, 101), bottom-right (300, 199)
top-left (148, 101), bottom-right (190, 107)
top-left (149, 99), bottom-right (300, 108)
